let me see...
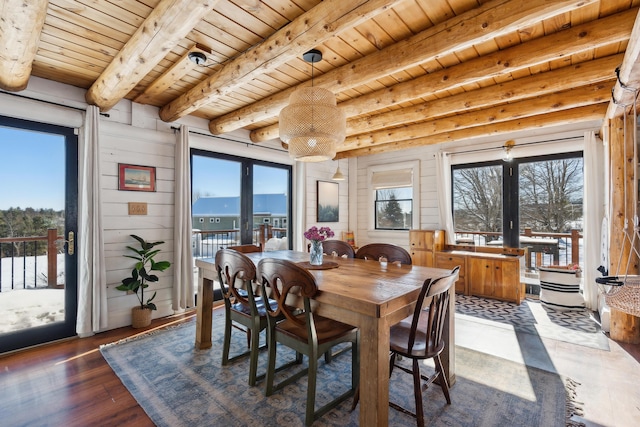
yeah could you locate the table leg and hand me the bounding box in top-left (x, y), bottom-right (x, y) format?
top-left (195, 272), bottom-right (213, 349)
top-left (440, 286), bottom-right (456, 386)
top-left (358, 315), bottom-right (390, 427)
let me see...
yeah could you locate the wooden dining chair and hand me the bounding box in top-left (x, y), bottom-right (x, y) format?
top-left (225, 244), bottom-right (264, 346)
top-left (388, 266), bottom-right (460, 427)
top-left (304, 238), bottom-right (355, 364)
top-left (257, 258), bottom-right (359, 426)
top-left (215, 248), bottom-right (273, 386)
top-left (321, 239), bottom-right (355, 258)
top-left (351, 266), bottom-right (460, 427)
top-left (355, 243), bottom-right (412, 265)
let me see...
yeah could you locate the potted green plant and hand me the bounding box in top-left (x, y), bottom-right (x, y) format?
top-left (116, 234), bottom-right (171, 328)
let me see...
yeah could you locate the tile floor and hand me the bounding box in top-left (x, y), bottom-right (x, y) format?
top-left (455, 299), bottom-right (640, 427)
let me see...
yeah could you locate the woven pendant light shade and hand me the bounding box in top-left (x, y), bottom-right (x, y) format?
top-left (280, 87), bottom-right (345, 162)
top-left (279, 49), bottom-right (346, 162)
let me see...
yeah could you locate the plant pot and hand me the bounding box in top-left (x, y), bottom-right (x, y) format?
top-left (131, 306), bottom-right (153, 328)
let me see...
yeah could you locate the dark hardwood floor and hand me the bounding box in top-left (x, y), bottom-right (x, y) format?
top-left (0, 311), bottom-right (197, 427)
top-left (2, 304), bottom-right (639, 426)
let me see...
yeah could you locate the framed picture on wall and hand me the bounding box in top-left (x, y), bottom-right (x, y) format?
top-left (317, 180), bottom-right (339, 222)
top-left (118, 163), bottom-right (156, 192)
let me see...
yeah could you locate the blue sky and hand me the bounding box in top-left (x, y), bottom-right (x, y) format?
top-left (0, 127), bottom-right (65, 210)
top-left (191, 155), bottom-right (288, 199)
top-left (0, 130), bottom-right (287, 211)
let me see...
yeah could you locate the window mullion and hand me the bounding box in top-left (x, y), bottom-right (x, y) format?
top-left (503, 162), bottom-right (519, 248)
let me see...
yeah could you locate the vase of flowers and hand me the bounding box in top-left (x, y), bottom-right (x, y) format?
top-left (304, 226), bottom-right (334, 265)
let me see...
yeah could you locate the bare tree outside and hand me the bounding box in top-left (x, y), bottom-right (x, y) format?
top-left (519, 158), bottom-right (583, 233)
top-left (0, 207), bottom-right (63, 256)
top-left (453, 165), bottom-right (503, 240)
top-left (452, 156), bottom-right (583, 242)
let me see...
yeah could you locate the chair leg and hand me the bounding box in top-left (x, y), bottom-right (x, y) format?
top-left (247, 320), bottom-right (260, 386)
top-left (389, 352), bottom-right (397, 375)
top-left (434, 355), bottom-right (452, 404)
top-left (352, 338), bottom-right (359, 391)
top-left (222, 312), bottom-right (232, 365)
top-left (412, 359), bottom-right (425, 427)
top-left (264, 331), bottom-right (277, 396)
top-left (305, 354), bottom-right (318, 426)
top-left (350, 387), bottom-right (359, 412)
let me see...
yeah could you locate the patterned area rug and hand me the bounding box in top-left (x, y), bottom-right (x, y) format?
top-left (455, 294), bottom-right (609, 350)
top-left (101, 309), bottom-right (584, 427)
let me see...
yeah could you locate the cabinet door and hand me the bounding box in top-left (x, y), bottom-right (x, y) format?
top-left (409, 230), bottom-right (428, 250)
top-left (493, 259), bottom-right (520, 301)
top-left (435, 253), bottom-right (466, 294)
top-left (420, 230), bottom-right (438, 250)
top-left (410, 249), bottom-right (431, 267)
top-left (468, 257), bottom-right (494, 297)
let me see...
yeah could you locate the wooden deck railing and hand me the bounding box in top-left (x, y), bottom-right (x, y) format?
top-left (0, 229), bottom-right (63, 290)
top-left (191, 225), bottom-right (288, 258)
top-left (454, 228), bottom-right (582, 269)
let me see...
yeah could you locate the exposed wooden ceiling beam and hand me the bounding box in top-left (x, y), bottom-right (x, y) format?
top-left (209, 0), bottom-right (599, 135)
top-left (0, 0), bottom-right (48, 91)
top-left (605, 8), bottom-right (640, 120)
top-left (250, 15), bottom-right (631, 143)
top-left (85, 0), bottom-right (217, 111)
top-left (343, 56), bottom-right (619, 138)
top-left (335, 104), bottom-right (607, 159)
top-left (340, 82), bottom-right (610, 150)
top-left (158, 0), bottom-right (403, 122)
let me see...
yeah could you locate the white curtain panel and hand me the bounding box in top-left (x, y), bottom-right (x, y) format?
top-left (173, 125), bottom-right (195, 311)
top-left (583, 131), bottom-right (605, 310)
top-left (77, 105), bottom-right (107, 335)
top-left (435, 151), bottom-right (456, 244)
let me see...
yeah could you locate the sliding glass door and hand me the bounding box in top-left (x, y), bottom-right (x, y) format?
top-left (191, 150), bottom-right (291, 257)
top-left (0, 116), bottom-right (78, 354)
top-left (451, 152), bottom-right (583, 270)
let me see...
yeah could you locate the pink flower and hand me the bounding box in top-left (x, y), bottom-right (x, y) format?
top-left (304, 226), bottom-right (334, 242)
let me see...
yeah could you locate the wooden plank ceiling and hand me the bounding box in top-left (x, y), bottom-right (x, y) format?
top-left (1, 0), bottom-right (639, 158)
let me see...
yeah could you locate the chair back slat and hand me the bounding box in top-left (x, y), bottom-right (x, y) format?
top-left (321, 240), bottom-right (355, 258)
top-left (257, 258), bottom-right (318, 328)
top-left (407, 266), bottom-right (459, 353)
top-left (355, 243), bottom-right (412, 265)
top-left (215, 249), bottom-right (257, 308)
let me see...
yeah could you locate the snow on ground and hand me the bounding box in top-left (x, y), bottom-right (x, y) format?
top-left (0, 289), bottom-right (65, 333)
top-left (1, 255), bottom-right (65, 334)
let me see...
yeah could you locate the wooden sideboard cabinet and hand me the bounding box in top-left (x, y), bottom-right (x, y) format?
top-left (467, 253), bottom-right (524, 304)
top-left (411, 231), bottom-right (524, 303)
top-left (434, 251), bottom-right (466, 294)
top-left (409, 230), bottom-right (444, 267)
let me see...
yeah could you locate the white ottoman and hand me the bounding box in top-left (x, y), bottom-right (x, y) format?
top-left (538, 266), bottom-right (585, 311)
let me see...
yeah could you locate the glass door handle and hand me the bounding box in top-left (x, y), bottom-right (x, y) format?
top-left (68, 231), bottom-right (75, 255)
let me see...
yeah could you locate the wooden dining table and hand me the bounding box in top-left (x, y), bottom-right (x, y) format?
top-left (195, 250), bottom-right (455, 427)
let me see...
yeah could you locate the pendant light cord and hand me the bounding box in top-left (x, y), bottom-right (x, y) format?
top-left (310, 57), bottom-right (315, 132)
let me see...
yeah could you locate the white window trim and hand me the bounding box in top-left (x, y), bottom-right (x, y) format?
top-left (367, 160), bottom-right (420, 232)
